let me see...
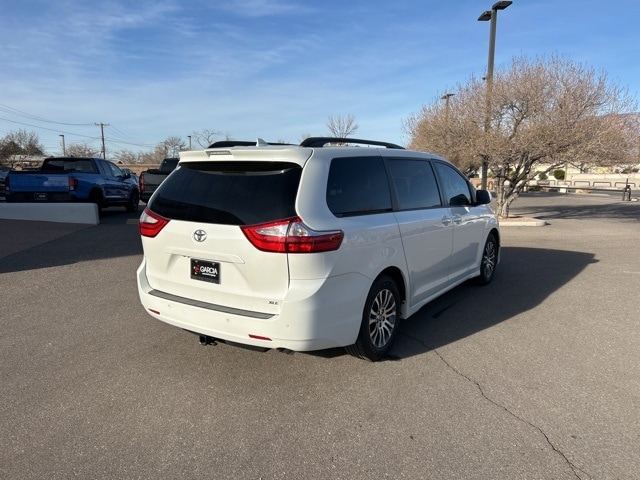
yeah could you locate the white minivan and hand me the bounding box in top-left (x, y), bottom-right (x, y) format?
top-left (137, 137), bottom-right (500, 361)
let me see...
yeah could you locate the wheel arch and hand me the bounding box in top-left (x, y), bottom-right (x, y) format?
top-left (489, 227), bottom-right (500, 248)
top-left (376, 266), bottom-right (407, 316)
top-left (489, 227), bottom-right (501, 261)
top-left (88, 187), bottom-right (103, 203)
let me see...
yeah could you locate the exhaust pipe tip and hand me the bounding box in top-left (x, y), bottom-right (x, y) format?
top-left (199, 335), bottom-right (217, 346)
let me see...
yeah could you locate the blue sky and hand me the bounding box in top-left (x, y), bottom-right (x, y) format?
top-left (1, 0), bottom-right (639, 155)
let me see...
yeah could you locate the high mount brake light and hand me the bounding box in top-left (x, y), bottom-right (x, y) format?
top-left (241, 217), bottom-right (343, 253)
top-left (139, 208), bottom-right (169, 238)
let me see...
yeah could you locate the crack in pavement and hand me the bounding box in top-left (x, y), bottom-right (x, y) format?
top-left (401, 332), bottom-right (591, 480)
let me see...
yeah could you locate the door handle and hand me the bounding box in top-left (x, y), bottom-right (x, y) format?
top-left (441, 216), bottom-right (452, 226)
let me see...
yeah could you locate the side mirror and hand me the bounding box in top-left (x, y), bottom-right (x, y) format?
top-left (122, 172), bottom-right (131, 179)
top-left (476, 189), bottom-right (492, 205)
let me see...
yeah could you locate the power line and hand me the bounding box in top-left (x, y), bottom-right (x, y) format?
top-left (105, 124), bottom-right (155, 148)
top-left (108, 124), bottom-right (141, 142)
top-left (1, 112), bottom-right (155, 151)
top-left (0, 103), bottom-right (94, 126)
top-left (105, 137), bottom-right (156, 148)
top-left (1, 104), bottom-right (161, 154)
top-left (0, 116), bottom-right (98, 139)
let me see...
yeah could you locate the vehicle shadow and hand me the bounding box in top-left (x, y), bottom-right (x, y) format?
top-left (0, 208), bottom-right (143, 274)
top-left (310, 246), bottom-right (597, 361)
top-left (393, 246), bottom-right (597, 360)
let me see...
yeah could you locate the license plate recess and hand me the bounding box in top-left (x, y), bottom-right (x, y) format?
top-left (191, 259), bottom-right (220, 284)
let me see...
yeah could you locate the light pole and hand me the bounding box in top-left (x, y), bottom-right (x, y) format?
top-left (478, 0), bottom-right (512, 190)
top-left (441, 93), bottom-right (454, 147)
top-left (441, 93), bottom-right (454, 122)
top-left (188, 135), bottom-right (192, 150)
top-left (59, 134), bottom-right (66, 156)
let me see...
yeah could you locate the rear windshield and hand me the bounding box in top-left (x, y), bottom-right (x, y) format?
top-left (148, 161), bottom-right (301, 225)
top-left (43, 158), bottom-right (97, 173)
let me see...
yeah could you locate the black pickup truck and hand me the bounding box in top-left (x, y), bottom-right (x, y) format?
top-left (139, 158), bottom-right (178, 203)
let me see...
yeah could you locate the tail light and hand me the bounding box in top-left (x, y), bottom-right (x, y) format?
top-left (139, 175), bottom-right (145, 193)
top-left (241, 217), bottom-right (343, 253)
top-left (69, 177), bottom-right (78, 191)
top-left (139, 208), bottom-right (169, 237)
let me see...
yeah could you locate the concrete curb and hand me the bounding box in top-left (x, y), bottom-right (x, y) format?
top-left (499, 217), bottom-right (547, 227)
top-left (0, 203), bottom-right (100, 225)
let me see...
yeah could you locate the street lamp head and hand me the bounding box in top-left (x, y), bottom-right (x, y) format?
top-left (492, 1), bottom-right (512, 10)
top-left (478, 10), bottom-right (492, 21)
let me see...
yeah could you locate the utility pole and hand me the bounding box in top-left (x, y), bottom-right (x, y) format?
top-left (95, 122), bottom-right (110, 158)
top-left (59, 134), bottom-right (66, 156)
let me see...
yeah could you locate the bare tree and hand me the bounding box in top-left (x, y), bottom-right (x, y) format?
top-left (66, 142), bottom-right (100, 158)
top-left (138, 148), bottom-right (164, 165)
top-left (160, 136), bottom-right (187, 157)
top-left (113, 149), bottom-right (140, 164)
top-left (0, 129), bottom-right (45, 158)
top-left (405, 54), bottom-right (638, 217)
top-left (326, 114), bottom-right (359, 138)
top-left (191, 129), bottom-right (222, 148)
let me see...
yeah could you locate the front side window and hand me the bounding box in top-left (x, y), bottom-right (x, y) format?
top-left (107, 162), bottom-right (123, 177)
top-left (95, 160), bottom-right (110, 176)
top-left (434, 162), bottom-right (473, 206)
top-left (326, 156), bottom-right (392, 216)
top-left (149, 161), bottom-right (301, 225)
top-left (387, 158), bottom-right (442, 210)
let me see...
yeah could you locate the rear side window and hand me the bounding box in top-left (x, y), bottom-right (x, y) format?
top-left (149, 161), bottom-right (301, 225)
top-left (326, 156), bottom-right (392, 217)
top-left (387, 158), bottom-right (442, 210)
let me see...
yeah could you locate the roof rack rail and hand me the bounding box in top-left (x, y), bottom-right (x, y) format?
top-left (208, 139), bottom-right (293, 148)
top-left (299, 137), bottom-right (405, 149)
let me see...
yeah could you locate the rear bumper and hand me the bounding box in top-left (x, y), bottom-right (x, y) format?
top-left (5, 192), bottom-right (76, 202)
top-left (136, 258), bottom-right (369, 352)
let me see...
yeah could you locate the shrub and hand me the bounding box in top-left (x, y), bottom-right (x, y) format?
top-left (553, 169), bottom-right (565, 180)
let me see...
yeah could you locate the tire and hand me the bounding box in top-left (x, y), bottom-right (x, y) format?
top-left (475, 233), bottom-right (498, 285)
top-left (89, 190), bottom-right (103, 212)
top-left (346, 275), bottom-right (400, 361)
top-left (126, 190), bottom-right (139, 212)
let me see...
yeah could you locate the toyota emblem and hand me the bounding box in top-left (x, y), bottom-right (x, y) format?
top-left (193, 229), bottom-right (207, 242)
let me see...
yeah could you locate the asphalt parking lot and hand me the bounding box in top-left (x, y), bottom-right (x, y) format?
top-left (1, 193), bottom-right (639, 479)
